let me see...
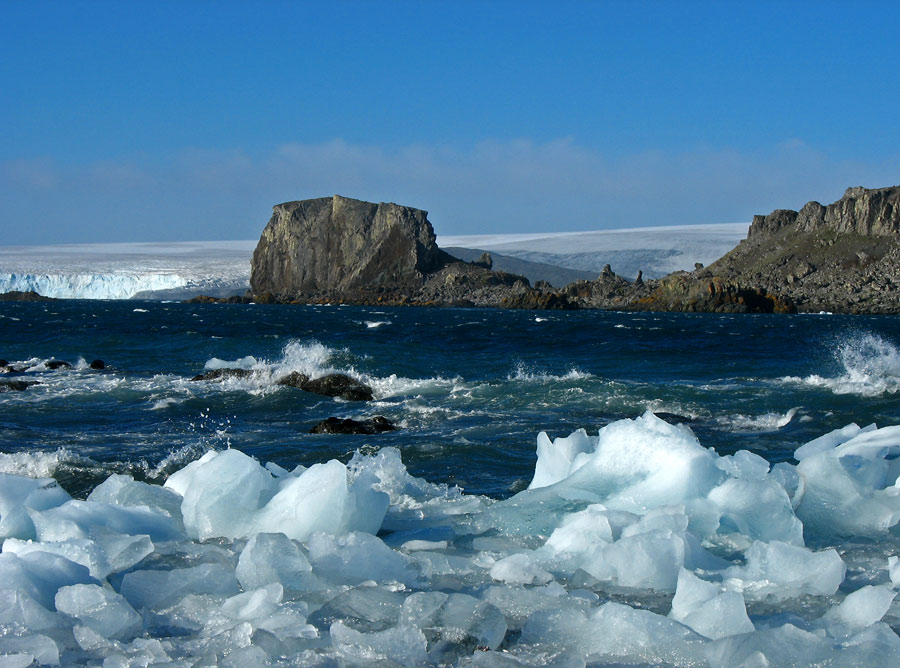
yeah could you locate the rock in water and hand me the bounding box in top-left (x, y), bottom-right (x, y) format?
top-left (190, 368), bottom-right (254, 382)
top-left (250, 195), bottom-right (447, 297)
top-left (309, 416), bottom-right (396, 434)
top-left (300, 374), bottom-right (374, 401)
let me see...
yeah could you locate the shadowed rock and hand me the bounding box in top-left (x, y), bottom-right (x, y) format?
top-left (89, 360), bottom-right (106, 370)
top-left (190, 368), bottom-right (255, 382)
top-left (298, 374), bottom-right (374, 401)
top-left (309, 416), bottom-right (395, 434)
top-left (275, 371), bottom-right (310, 388)
top-left (45, 360), bottom-right (72, 370)
top-left (0, 380), bottom-right (39, 392)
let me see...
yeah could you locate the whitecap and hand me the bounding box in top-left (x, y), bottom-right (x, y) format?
top-left (132, 308), bottom-right (149, 313)
top-left (365, 320), bottom-right (391, 329)
top-left (717, 407), bottom-right (800, 432)
top-left (0, 447), bottom-right (92, 478)
top-left (508, 361), bottom-right (592, 382)
top-left (780, 333), bottom-right (900, 397)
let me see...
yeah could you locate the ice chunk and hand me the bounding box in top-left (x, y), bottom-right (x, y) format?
top-left (795, 428), bottom-right (900, 537)
top-left (400, 591), bottom-right (507, 651)
top-left (30, 499), bottom-right (182, 543)
top-left (119, 562), bottom-right (239, 610)
top-left (307, 531), bottom-right (418, 586)
top-left (220, 583), bottom-right (283, 621)
top-left (522, 602), bottom-right (707, 665)
top-left (255, 460), bottom-right (387, 541)
top-left (330, 621), bottom-right (428, 668)
top-left (0, 473), bottom-right (70, 515)
top-left (794, 423), bottom-right (870, 460)
top-left (822, 585), bottom-right (896, 636)
top-left (490, 552), bottom-right (553, 586)
top-left (889, 555), bottom-right (900, 587)
top-left (715, 450), bottom-right (770, 481)
top-left (167, 449), bottom-right (388, 541)
top-left (55, 583), bottom-right (141, 639)
top-left (0, 550), bottom-right (95, 609)
top-left (707, 476), bottom-right (803, 545)
top-left (724, 540), bottom-right (845, 599)
top-left (529, 428), bottom-right (595, 489)
top-left (0, 634), bottom-right (59, 666)
top-left (670, 569), bottom-right (754, 639)
top-left (588, 528), bottom-right (685, 591)
top-left (87, 473), bottom-right (184, 528)
top-left (236, 532), bottom-right (315, 592)
top-left (0, 587), bottom-right (60, 631)
top-left (530, 412), bottom-right (724, 514)
top-left (3, 537), bottom-right (112, 580)
top-left (167, 449), bottom-right (276, 540)
top-left (0, 473), bottom-right (70, 540)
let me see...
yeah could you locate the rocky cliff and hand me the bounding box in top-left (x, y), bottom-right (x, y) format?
top-left (248, 195), bottom-right (574, 308)
top-left (250, 195), bottom-right (449, 298)
top-left (686, 185), bottom-right (900, 313)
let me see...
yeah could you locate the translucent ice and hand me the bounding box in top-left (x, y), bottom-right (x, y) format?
top-left (55, 583), bottom-right (141, 639)
top-left (669, 569), bottom-right (754, 639)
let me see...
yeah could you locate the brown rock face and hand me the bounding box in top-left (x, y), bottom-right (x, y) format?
top-left (250, 195), bottom-right (446, 297)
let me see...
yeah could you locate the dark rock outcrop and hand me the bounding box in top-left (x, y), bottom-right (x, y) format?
top-left (0, 380), bottom-right (39, 392)
top-left (309, 416), bottom-right (395, 434)
top-left (0, 291), bottom-right (56, 302)
top-left (298, 374), bottom-right (374, 401)
top-left (694, 185), bottom-right (900, 313)
top-left (190, 368), bottom-right (255, 382)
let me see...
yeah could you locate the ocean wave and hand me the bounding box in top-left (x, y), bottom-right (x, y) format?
top-left (716, 407), bottom-right (800, 432)
top-left (364, 320), bottom-right (391, 329)
top-left (0, 447), bottom-right (95, 478)
top-left (781, 333), bottom-right (900, 397)
top-left (508, 360), bottom-right (593, 382)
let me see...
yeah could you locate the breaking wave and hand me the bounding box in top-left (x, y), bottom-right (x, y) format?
top-left (781, 333), bottom-right (900, 396)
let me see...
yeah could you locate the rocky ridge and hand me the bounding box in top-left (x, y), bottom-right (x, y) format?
top-left (228, 187), bottom-right (900, 313)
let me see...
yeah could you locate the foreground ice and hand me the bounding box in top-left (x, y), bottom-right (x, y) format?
top-left (4, 412), bottom-right (900, 665)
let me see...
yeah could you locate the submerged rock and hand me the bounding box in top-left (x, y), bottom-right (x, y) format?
top-left (89, 360), bottom-right (105, 370)
top-left (45, 360), bottom-right (73, 370)
top-left (0, 380), bottom-right (39, 392)
top-left (299, 374), bottom-right (374, 401)
top-left (190, 368), bottom-right (255, 382)
top-left (309, 416), bottom-right (396, 434)
top-left (275, 371), bottom-right (310, 388)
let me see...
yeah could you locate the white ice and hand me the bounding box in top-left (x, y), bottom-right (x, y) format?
top-left (5, 416), bottom-right (900, 665)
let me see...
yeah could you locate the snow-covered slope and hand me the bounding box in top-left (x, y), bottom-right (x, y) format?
top-left (439, 222), bottom-right (749, 280)
top-left (0, 223), bottom-right (749, 299)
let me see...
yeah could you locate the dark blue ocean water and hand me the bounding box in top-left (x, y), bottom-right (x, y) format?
top-left (3, 301), bottom-right (900, 499)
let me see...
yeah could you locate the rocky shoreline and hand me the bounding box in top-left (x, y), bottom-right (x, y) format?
top-left (7, 187), bottom-right (900, 313)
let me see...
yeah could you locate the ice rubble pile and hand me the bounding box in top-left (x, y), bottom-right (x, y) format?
top-left (4, 412), bottom-right (900, 666)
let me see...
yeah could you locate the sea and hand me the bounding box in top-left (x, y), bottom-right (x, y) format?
top-left (3, 301), bottom-right (900, 666)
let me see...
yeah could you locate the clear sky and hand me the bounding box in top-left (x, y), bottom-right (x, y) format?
top-left (2, 0), bottom-right (899, 244)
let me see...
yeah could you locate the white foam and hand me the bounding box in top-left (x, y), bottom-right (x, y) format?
top-left (782, 333), bottom-right (900, 397)
top-left (717, 407), bottom-right (799, 432)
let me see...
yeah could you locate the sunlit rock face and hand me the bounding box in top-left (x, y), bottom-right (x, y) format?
top-left (250, 195), bottom-right (447, 297)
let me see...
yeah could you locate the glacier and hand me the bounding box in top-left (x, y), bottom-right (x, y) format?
top-left (0, 241), bottom-right (255, 300)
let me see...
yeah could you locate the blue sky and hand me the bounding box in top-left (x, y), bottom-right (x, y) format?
top-left (2, 0), bottom-right (899, 244)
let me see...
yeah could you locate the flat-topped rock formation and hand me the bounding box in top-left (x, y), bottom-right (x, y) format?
top-left (248, 195), bottom-right (576, 308)
top-left (251, 195), bottom-right (450, 298)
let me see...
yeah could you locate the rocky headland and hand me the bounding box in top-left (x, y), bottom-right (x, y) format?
top-left (213, 186), bottom-right (900, 313)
